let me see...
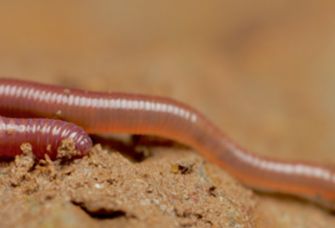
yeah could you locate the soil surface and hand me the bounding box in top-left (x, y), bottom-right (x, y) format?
top-left (1, 1), bottom-right (335, 227)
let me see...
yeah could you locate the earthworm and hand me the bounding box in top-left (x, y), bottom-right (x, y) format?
top-left (0, 78), bottom-right (334, 210)
top-left (0, 116), bottom-right (92, 159)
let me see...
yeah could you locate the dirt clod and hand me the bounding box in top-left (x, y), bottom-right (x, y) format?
top-left (57, 138), bottom-right (82, 160)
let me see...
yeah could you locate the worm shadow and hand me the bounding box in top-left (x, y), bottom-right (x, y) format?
top-left (90, 134), bottom-right (188, 162)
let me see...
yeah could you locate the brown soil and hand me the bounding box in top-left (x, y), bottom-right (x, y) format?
top-left (0, 143), bottom-right (255, 227)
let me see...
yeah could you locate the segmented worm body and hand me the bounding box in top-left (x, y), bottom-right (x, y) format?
top-left (0, 116), bottom-right (92, 159)
top-left (0, 78), bottom-right (334, 209)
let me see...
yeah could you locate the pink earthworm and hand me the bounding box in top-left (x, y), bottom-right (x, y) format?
top-left (0, 116), bottom-right (92, 159)
top-left (0, 78), bottom-right (334, 210)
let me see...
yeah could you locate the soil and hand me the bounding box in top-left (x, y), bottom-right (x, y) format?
top-left (1, 1), bottom-right (335, 227)
top-left (0, 142), bottom-right (256, 228)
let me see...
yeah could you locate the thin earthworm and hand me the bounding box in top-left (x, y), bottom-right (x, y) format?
top-left (0, 116), bottom-right (92, 159)
top-left (0, 78), bottom-right (334, 210)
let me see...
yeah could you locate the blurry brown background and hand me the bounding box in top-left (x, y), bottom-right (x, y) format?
top-left (1, 1), bottom-right (335, 163)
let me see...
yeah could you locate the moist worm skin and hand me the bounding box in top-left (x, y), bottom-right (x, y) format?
top-left (0, 116), bottom-right (92, 159)
top-left (0, 79), bottom-right (334, 209)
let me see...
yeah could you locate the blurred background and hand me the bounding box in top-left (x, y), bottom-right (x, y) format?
top-left (0, 1), bottom-right (335, 162)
